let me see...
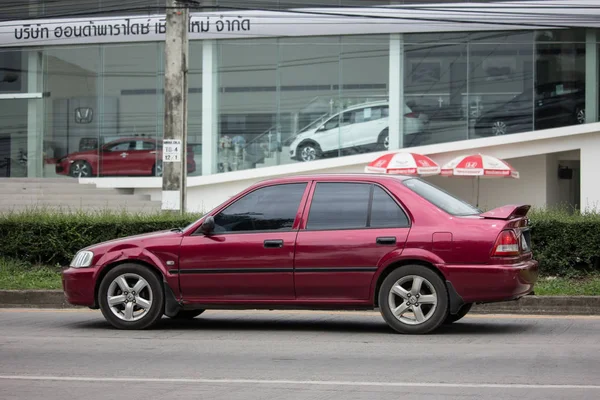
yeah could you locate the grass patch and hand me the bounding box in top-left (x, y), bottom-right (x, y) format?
top-left (534, 275), bottom-right (600, 296)
top-left (0, 258), bottom-right (62, 290)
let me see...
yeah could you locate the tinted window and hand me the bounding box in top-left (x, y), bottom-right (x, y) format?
top-left (213, 183), bottom-right (307, 233)
top-left (370, 186), bottom-right (410, 228)
top-left (106, 142), bottom-right (132, 152)
top-left (307, 183), bottom-right (370, 230)
top-left (403, 178), bottom-right (480, 216)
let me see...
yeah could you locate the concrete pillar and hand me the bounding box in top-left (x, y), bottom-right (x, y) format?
top-left (388, 33), bottom-right (404, 149)
top-left (585, 29), bottom-right (598, 124)
top-left (202, 39), bottom-right (219, 175)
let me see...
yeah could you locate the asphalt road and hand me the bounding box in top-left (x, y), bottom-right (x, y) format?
top-left (1, 309), bottom-right (599, 400)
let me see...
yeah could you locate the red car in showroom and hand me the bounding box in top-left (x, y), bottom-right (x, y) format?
top-left (62, 174), bottom-right (538, 334)
top-left (55, 137), bottom-right (196, 177)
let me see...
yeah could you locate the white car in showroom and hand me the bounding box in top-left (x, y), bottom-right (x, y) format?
top-left (289, 101), bottom-right (429, 162)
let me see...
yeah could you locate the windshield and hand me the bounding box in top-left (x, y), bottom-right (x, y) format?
top-left (402, 178), bottom-right (481, 216)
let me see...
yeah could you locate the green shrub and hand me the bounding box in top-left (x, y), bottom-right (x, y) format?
top-left (0, 210), bottom-right (201, 267)
top-left (1, 208), bottom-right (599, 277)
top-left (528, 208), bottom-right (600, 276)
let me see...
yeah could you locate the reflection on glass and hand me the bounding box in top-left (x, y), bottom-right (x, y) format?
top-left (216, 35), bottom-right (389, 173)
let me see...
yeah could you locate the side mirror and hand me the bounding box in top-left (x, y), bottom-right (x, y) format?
top-left (200, 216), bottom-right (215, 235)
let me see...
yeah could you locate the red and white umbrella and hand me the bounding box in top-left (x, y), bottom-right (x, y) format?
top-left (441, 154), bottom-right (519, 178)
top-left (365, 152), bottom-right (441, 176)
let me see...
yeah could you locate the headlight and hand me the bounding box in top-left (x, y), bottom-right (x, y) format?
top-left (70, 251), bottom-right (94, 268)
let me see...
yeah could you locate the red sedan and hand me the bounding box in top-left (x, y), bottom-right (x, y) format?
top-left (62, 174), bottom-right (538, 334)
top-left (55, 137), bottom-right (196, 177)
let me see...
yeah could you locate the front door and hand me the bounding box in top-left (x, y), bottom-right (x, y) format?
top-left (100, 140), bottom-right (133, 175)
top-left (178, 182), bottom-right (309, 302)
top-left (294, 181), bottom-right (411, 301)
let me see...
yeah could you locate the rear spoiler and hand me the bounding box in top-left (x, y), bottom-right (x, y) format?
top-left (479, 204), bottom-right (531, 220)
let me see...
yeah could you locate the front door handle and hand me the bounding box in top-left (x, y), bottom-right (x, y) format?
top-left (376, 236), bottom-right (396, 245)
top-left (264, 239), bottom-right (284, 248)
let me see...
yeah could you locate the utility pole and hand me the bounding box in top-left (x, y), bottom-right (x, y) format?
top-left (162, 0), bottom-right (189, 213)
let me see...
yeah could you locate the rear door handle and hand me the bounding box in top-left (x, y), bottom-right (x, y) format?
top-left (264, 239), bottom-right (284, 248)
top-left (376, 236), bottom-right (396, 245)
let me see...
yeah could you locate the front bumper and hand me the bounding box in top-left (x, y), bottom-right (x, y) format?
top-left (62, 267), bottom-right (96, 307)
top-left (443, 259), bottom-right (539, 304)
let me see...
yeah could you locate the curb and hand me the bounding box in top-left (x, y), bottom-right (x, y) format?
top-left (1, 291), bottom-right (599, 315)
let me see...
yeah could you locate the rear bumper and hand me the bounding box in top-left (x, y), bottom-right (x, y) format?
top-left (62, 267), bottom-right (96, 307)
top-left (443, 259), bottom-right (539, 304)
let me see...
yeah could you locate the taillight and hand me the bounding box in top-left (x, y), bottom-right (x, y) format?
top-left (492, 230), bottom-right (520, 257)
top-left (404, 112), bottom-right (419, 118)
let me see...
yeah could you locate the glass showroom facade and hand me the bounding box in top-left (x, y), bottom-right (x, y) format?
top-left (0, 17), bottom-right (598, 178)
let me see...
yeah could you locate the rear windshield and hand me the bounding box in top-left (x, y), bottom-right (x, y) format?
top-left (402, 178), bottom-right (481, 216)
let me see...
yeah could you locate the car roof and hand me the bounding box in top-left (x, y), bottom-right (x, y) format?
top-left (341, 100), bottom-right (388, 111)
top-left (255, 173), bottom-right (412, 186)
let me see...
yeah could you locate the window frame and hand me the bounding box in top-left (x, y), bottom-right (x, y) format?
top-left (302, 181), bottom-right (411, 232)
top-left (191, 182), bottom-right (310, 236)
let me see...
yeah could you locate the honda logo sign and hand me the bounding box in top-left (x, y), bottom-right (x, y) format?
top-left (74, 107), bottom-right (93, 124)
top-left (465, 161), bottom-right (478, 168)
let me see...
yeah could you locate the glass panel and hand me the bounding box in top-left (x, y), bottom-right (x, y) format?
top-left (370, 186), bottom-right (410, 228)
top-left (534, 30), bottom-right (586, 129)
top-left (339, 35), bottom-right (389, 156)
top-left (101, 43), bottom-right (162, 177)
top-left (306, 182), bottom-right (371, 230)
top-left (218, 39), bottom-right (278, 173)
top-left (470, 32), bottom-right (534, 138)
top-left (213, 183), bottom-right (307, 233)
top-left (43, 46), bottom-right (100, 178)
top-left (404, 35), bottom-right (467, 146)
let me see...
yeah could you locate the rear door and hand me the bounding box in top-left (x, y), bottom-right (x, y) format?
top-left (293, 181), bottom-right (411, 301)
top-left (100, 140), bottom-right (134, 176)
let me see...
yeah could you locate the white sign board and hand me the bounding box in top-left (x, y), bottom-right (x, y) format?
top-left (163, 139), bottom-right (182, 162)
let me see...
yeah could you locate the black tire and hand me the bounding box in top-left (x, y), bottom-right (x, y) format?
top-left (443, 303), bottom-right (472, 324)
top-left (98, 263), bottom-right (165, 330)
top-left (69, 160), bottom-right (92, 177)
top-left (378, 265), bottom-right (449, 334)
top-left (297, 142), bottom-right (322, 162)
top-left (168, 309), bottom-right (205, 320)
top-left (575, 106), bottom-right (585, 124)
top-left (377, 129), bottom-right (389, 150)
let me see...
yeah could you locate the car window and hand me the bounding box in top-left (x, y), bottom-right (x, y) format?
top-left (403, 178), bottom-right (480, 216)
top-left (306, 182), bottom-right (371, 230)
top-left (106, 141), bottom-right (132, 152)
top-left (212, 183), bottom-right (307, 233)
top-left (370, 186), bottom-right (410, 228)
top-left (134, 140), bottom-right (155, 150)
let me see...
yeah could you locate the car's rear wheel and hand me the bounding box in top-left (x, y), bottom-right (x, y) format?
top-left (98, 263), bottom-right (164, 330)
top-left (444, 303), bottom-right (473, 324)
top-left (168, 309), bottom-right (205, 319)
top-left (378, 265), bottom-right (448, 334)
top-left (152, 161), bottom-right (163, 177)
top-left (70, 160), bottom-right (91, 178)
top-left (378, 129), bottom-right (389, 150)
top-left (575, 107), bottom-right (585, 124)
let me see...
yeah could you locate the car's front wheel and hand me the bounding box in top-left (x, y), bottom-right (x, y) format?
top-left (378, 265), bottom-right (448, 334)
top-left (98, 263), bottom-right (164, 330)
top-left (70, 160), bottom-right (91, 178)
top-left (298, 142), bottom-right (321, 162)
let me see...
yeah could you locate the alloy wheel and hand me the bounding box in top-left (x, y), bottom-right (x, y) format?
top-left (577, 108), bottom-right (586, 124)
top-left (72, 162), bottom-right (90, 177)
top-left (300, 145), bottom-right (317, 162)
top-left (383, 135), bottom-right (389, 150)
top-left (106, 273), bottom-right (153, 322)
top-left (387, 275), bottom-right (438, 325)
top-left (492, 121), bottom-right (507, 136)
